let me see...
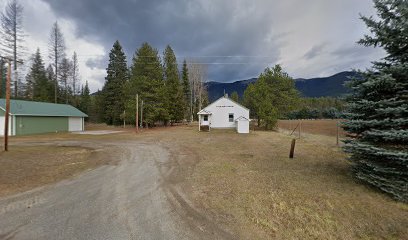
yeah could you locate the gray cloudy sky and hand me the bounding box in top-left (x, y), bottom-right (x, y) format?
top-left (2, 0), bottom-right (385, 92)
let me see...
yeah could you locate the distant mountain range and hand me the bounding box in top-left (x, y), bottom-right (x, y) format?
top-left (206, 71), bottom-right (360, 102)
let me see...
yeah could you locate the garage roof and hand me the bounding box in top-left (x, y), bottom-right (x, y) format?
top-left (0, 99), bottom-right (88, 117)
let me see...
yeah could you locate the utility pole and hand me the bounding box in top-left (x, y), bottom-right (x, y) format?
top-left (1, 56), bottom-right (22, 152)
top-left (190, 81), bottom-right (193, 122)
top-left (140, 100), bottom-right (143, 129)
top-left (4, 59), bottom-right (11, 151)
top-left (135, 94), bottom-right (139, 132)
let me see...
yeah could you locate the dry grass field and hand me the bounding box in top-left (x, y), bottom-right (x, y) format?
top-left (151, 126), bottom-right (408, 239)
top-left (0, 136), bottom-right (117, 197)
top-left (277, 119), bottom-right (347, 138)
top-left (0, 124), bottom-right (406, 239)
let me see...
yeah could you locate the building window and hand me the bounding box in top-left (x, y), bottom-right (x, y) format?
top-left (229, 113), bottom-right (234, 122)
top-left (203, 115), bottom-right (208, 121)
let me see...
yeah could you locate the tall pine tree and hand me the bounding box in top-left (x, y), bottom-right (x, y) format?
top-left (79, 81), bottom-right (90, 116)
top-left (163, 45), bottom-right (184, 123)
top-left (128, 42), bottom-right (167, 126)
top-left (103, 40), bottom-right (128, 125)
top-left (343, 0), bottom-right (408, 202)
top-left (181, 59), bottom-right (191, 120)
top-left (25, 48), bottom-right (53, 102)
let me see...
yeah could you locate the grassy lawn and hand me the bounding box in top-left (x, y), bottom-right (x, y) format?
top-left (164, 126), bottom-right (408, 239)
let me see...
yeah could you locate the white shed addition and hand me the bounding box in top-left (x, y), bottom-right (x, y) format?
top-left (197, 96), bottom-right (250, 133)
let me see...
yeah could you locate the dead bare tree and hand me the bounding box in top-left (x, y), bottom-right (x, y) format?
top-left (187, 60), bottom-right (208, 120)
top-left (71, 51), bottom-right (80, 96)
top-left (0, 0), bottom-right (25, 98)
top-left (48, 21), bottom-right (66, 103)
top-left (59, 57), bottom-right (72, 104)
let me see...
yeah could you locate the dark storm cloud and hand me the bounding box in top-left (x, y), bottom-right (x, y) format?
top-left (43, 0), bottom-right (282, 81)
top-left (42, 0), bottom-right (381, 83)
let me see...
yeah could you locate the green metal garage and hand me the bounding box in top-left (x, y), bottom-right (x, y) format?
top-left (0, 99), bottom-right (87, 136)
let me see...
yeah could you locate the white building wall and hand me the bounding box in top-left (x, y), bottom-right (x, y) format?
top-left (68, 117), bottom-right (83, 131)
top-left (237, 120), bottom-right (250, 133)
top-left (203, 97), bottom-right (249, 129)
top-left (0, 115), bottom-right (14, 136)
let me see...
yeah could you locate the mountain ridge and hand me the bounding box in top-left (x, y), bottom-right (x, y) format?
top-left (206, 71), bottom-right (359, 102)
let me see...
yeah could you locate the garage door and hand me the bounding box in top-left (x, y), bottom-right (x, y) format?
top-left (69, 117), bottom-right (83, 131)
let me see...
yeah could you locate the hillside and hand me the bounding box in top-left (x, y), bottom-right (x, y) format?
top-left (206, 71), bottom-right (359, 102)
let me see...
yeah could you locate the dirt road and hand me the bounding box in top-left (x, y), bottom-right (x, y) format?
top-left (0, 138), bottom-right (232, 240)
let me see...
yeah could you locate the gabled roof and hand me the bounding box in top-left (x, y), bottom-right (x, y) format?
top-left (235, 116), bottom-right (250, 121)
top-left (0, 99), bottom-right (88, 117)
top-left (197, 109), bottom-right (212, 115)
top-left (197, 96), bottom-right (249, 114)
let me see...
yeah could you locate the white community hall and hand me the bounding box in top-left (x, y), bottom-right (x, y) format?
top-left (197, 95), bottom-right (250, 133)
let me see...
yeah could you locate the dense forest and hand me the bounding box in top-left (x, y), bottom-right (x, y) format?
top-left (97, 41), bottom-right (208, 127)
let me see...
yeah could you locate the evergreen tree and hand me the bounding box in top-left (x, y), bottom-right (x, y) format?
top-left (343, 0), bottom-right (408, 202)
top-left (163, 45), bottom-right (184, 123)
top-left (127, 42), bottom-right (167, 126)
top-left (87, 90), bottom-right (105, 123)
top-left (79, 81), bottom-right (90, 115)
top-left (244, 65), bottom-right (299, 129)
top-left (25, 48), bottom-right (52, 102)
top-left (24, 72), bottom-right (34, 100)
top-left (230, 91), bottom-right (239, 102)
top-left (103, 40), bottom-right (128, 125)
top-left (181, 59), bottom-right (191, 120)
top-left (285, 97), bottom-right (344, 119)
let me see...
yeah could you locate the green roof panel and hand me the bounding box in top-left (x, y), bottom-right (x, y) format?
top-left (0, 99), bottom-right (88, 117)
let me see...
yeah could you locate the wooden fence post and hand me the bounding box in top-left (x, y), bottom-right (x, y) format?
top-left (289, 138), bottom-right (296, 158)
top-left (336, 120), bottom-right (339, 146)
top-left (135, 94), bottom-right (138, 132)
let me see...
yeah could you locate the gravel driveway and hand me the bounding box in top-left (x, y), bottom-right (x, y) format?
top-left (0, 139), bottom-right (232, 240)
